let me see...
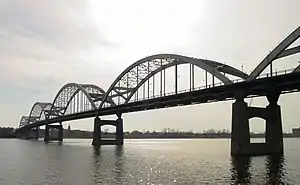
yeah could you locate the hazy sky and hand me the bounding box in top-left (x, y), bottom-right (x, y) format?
top-left (0, 0), bottom-right (299, 133)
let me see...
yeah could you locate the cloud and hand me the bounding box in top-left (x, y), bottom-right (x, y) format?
top-left (1, 0), bottom-right (299, 132)
top-left (0, 0), bottom-right (112, 52)
top-left (0, 1), bottom-right (120, 95)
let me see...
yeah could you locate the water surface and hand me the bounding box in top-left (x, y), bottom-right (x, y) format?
top-left (0, 138), bottom-right (299, 184)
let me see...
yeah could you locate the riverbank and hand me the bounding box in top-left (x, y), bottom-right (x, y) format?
top-left (4, 128), bottom-right (300, 139)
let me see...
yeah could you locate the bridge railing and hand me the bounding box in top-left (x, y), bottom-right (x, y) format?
top-left (256, 68), bottom-right (295, 79)
top-left (126, 67), bottom-right (297, 104)
top-left (126, 81), bottom-right (225, 104)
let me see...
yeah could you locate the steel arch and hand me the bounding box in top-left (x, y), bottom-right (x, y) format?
top-left (50, 83), bottom-right (113, 117)
top-left (39, 103), bottom-right (52, 121)
top-left (199, 59), bottom-right (248, 79)
top-left (125, 60), bottom-right (248, 103)
top-left (28, 102), bottom-right (52, 120)
top-left (19, 102), bottom-right (53, 128)
top-left (51, 83), bottom-right (98, 112)
top-left (80, 84), bottom-right (115, 106)
top-left (99, 54), bottom-right (247, 108)
top-left (248, 26), bottom-right (300, 80)
top-left (61, 84), bottom-right (115, 115)
top-left (19, 116), bottom-right (29, 128)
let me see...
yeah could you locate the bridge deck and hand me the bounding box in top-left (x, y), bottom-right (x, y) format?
top-left (17, 71), bottom-right (300, 131)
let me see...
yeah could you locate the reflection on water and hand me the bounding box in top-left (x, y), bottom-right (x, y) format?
top-left (92, 146), bottom-right (125, 184)
top-left (93, 146), bottom-right (101, 156)
top-left (265, 155), bottom-right (287, 184)
top-left (0, 139), bottom-right (299, 184)
top-left (231, 156), bottom-right (252, 184)
top-left (231, 155), bottom-right (287, 184)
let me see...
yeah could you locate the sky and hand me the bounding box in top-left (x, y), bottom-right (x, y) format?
top-left (0, 0), bottom-right (299, 133)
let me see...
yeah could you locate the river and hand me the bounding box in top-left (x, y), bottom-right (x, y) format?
top-left (0, 138), bottom-right (299, 184)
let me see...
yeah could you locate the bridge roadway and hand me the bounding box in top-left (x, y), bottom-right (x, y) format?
top-left (19, 71), bottom-right (300, 131)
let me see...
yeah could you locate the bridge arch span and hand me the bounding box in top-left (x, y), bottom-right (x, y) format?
top-left (248, 26), bottom-right (300, 80)
top-left (99, 54), bottom-right (248, 108)
top-left (38, 103), bottom-right (52, 121)
top-left (50, 83), bottom-right (97, 116)
top-left (49, 83), bottom-right (114, 118)
top-left (29, 102), bottom-right (52, 126)
top-left (28, 102), bottom-right (52, 121)
top-left (19, 116), bottom-right (29, 128)
top-left (19, 102), bottom-right (53, 128)
top-left (124, 59), bottom-right (246, 104)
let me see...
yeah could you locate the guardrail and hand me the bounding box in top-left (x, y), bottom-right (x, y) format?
top-left (127, 67), bottom-right (297, 103)
top-left (256, 68), bottom-right (294, 79)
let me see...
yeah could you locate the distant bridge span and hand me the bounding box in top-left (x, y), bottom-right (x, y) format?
top-left (16, 26), bottom-right (300, 156)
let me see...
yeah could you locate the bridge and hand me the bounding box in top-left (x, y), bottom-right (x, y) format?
top-left (16, 26), bottom-right (300, 156)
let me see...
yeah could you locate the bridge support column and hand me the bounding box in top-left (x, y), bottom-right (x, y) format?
top-left (231, 97), bottom-right (250, 156)
top-left (265, 92), bottom-right (283, 155)
top-left (58, 123), bottom-right (63, 142)
top-left (44, 124), bottom-right (63, 143)
top-left (231, 91), bottom-right (283, 156)
top-left (92, 117), bottom-right (101, 146)
top-left (23, 128), bottom-right (39, 140)
top-left (116, 115), bottom-right (124, 145)
top-left (92, 115), bottom-right (124, 146)
top-left (32, 127), bottom-right (39, 140)
top-left (44, 124), bottom-right (50, 143)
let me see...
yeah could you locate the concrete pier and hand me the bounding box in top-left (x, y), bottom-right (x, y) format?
top-left (92, 115), bottom-right (124, 146)
top-left (265, 92), bottom-right (283, 155)
top-left (91, 117), bottom-right (101, 146)
top-left (231, 97), bottom-right (250, 155)
top-left (32, 128), bottom-right (39, 140)
top-left (44, 123), bottom-right (63, 143)
top-left (116, 116), bottom-right (124, 145)
top-left (24, 128), bottom-right (39, 140)
top-left (231, 91), bottom-right (283, 156)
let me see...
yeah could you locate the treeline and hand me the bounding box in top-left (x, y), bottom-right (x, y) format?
top-left (0, 127), bottom-right (15, 138)
top-left (122, 128), bottom-right (231, 139)
top-left (3, 127), bottom-right (298, 139)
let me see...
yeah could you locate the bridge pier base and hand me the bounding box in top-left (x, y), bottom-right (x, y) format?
top-left (44, 124), bottom-right (49, 143)
top-left (32, 128), bottom-right (39, 140)
top-left (265, 92), bottom-right (283, 155)
top-left (116, 116), bottom-right (124, 145)
top-left (231, 98), bottom-right (250, 156)
top-left (231, 91), bottom-right (283, 156)
top-left (23, 128), bottom-right (39, 140)
top-left (92, 117), bottom-right (101, 146)
top-left (92, 115), bottom-right (124, 146)
top-left (44, 123), bottom-right (63, 143)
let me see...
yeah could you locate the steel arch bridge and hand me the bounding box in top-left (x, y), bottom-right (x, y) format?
top-left (18, 54), bottom-right (250, 128)
top-left (17, 26), bottom-right (300, 139)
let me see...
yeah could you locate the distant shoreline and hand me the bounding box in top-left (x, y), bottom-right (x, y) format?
top-left (2, 127), bottom-right (300, 139)
top-left (2, 135), bottom-right (300, 139)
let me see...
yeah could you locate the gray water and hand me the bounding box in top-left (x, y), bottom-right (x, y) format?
top-left (0, 138), bottom-right (299, 185)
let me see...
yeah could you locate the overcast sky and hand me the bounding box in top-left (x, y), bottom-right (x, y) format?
top-left (0, 0), bottom-right (299, 133)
